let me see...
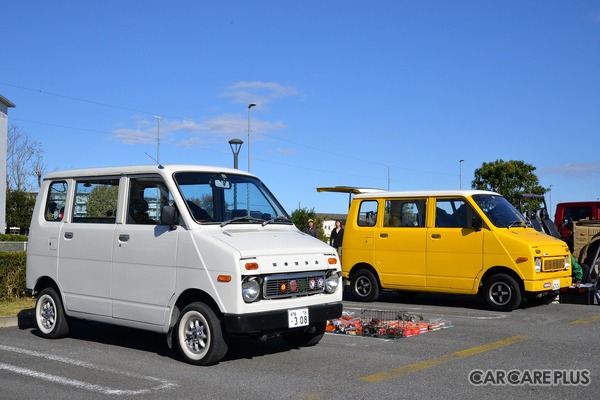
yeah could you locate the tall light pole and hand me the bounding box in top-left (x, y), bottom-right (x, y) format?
top-left (459, 159), bottom-right (464, 189)
top-left (228, 138), bottom-right (243, 169)
top-left (247, 103), bottom-right (257, 172)
top-left (548, 184), bottom-right (553, 214)
top-left (229, 139), bottom-right (243, 210)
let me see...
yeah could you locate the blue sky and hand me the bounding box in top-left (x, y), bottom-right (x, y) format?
top-left (2, 1), bottom-right (599, 215)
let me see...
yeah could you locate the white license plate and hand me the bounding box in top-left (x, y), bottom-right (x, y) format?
top-left (552, 279), bottom-right (560, 290)
top-left (288, 308), bottom-right (309, 328)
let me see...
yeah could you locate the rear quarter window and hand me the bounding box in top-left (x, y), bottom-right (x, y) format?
top-left (44, 181), bottom-right (68, 222)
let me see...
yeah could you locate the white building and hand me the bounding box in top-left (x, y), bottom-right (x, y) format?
top-left (0, 94), bottom-right (16, 234)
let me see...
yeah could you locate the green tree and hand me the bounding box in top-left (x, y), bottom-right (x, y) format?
top-left (6, 190), bottom-right (36, 234)
top-left (290, 207), bottom-right (325, 241)
top-left (86, 185), bottom-right (119, 218)
top-left (472, 159), bottom-right (545, 207)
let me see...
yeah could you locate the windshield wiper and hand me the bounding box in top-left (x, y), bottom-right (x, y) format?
top-left (262, 216), bottom-right (293, 226)
top-left (508, 220), bottom-right (526, 228)
top-left (220, 215), bottom-right (266, 228)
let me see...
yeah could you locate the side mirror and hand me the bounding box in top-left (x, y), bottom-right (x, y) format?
top-left (160, 205), bottom-right (179, 230)
top-left (472, 215), bottom-right (483, 231)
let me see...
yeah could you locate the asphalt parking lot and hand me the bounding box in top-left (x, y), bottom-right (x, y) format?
top-left (1, 291), bottom-right (598, 400)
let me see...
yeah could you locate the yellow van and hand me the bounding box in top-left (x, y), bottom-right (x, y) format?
top-left (319, 188), bottom-right (572, 311)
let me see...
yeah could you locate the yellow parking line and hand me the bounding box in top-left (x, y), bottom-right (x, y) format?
top-left (569, 315), bottom-right (600, 325)
top-left (360, 335), bottom-right (529, 383)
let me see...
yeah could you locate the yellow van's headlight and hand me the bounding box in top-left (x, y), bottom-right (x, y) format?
top-left (534, 258), bottom-right (542, 273)
top-left (564, 256), bottom-right (571, 270)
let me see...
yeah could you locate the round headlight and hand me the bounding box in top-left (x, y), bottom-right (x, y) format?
top-left (242, 278), bottom-right (260, 303)
top-left (325, 272), bottom-right (340, 294)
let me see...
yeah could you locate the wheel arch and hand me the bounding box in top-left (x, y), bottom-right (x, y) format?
top-left (477, 266), bottom-right (524, 294)
top-left (348, 262), bottom-right (380, 284)
top-left (166, 288), bottom-right (222, 339)
top-left (33, 276), bottom-right (61, 298)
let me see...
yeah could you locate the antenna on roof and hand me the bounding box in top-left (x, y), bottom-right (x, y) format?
top-left (144, 152), bottom-right (164, 169)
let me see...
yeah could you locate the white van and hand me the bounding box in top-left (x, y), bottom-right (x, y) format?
top-left (26, 165), bottom-right (342, 365)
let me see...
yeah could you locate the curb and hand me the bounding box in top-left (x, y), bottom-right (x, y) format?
top-left (0, 316), bottom-right (19, 328)
top-left (0, 309), bottom-right (35, 329)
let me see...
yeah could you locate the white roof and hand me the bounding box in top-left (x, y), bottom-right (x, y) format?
top-left (353, 189), bottom-right (500, 199)
top-left (43, 164), bottom-right (254, 180)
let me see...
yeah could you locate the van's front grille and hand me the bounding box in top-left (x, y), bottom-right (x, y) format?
top-left (263, 271), bottom-right (326, 299)
top-left (542, 258), bottom-right (565, 272)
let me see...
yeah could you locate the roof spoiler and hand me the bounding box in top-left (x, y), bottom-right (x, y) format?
top-left (316, 186), bottom-right (386, 208)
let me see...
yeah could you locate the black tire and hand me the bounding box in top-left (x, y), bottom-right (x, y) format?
top-left (35, 287), bottom-right (70, 339)
top-left (351, 269), bottom-right (380, 302)
top-left (175, 302), bottom-right (228, 366)
top-left (482, 274), bottom-right (523, 311)
top-left (282, 321), bottom-right (326, 347)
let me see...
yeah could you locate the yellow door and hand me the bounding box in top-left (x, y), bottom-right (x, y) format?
top-left (374, 199), bottom-right (427, 288)
top-left (426, 197), bottom-right (484, 291)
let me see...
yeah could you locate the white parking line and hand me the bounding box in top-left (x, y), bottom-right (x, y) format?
top-left (0, 344), bottom-right (176, 395)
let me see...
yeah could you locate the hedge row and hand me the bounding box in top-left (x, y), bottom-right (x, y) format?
top-left (0, 234), bottom-right (28, 242)
top-left (0, 251), bottom-right (27, 300)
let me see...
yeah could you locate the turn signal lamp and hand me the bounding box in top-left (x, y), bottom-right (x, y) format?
top-left (245, 262), bottom-right (259, 270)
top-left (515, 257), bottom-right (528, 263)
top-left (218, 275), bottom-right (232, 282)
top-left (328, 257), bottom-right (338, 265)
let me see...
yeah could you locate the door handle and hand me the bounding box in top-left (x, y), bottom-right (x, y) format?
top-left (380, 233), bottom-right (388, 238)
top-left (119, 234), bottom-right (130, 242)
top-left (431, 233), bottom-right (441, 239)
top-left (64, 232), bottom-right (74, 239)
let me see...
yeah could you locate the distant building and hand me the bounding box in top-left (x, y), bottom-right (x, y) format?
top-left (316, 213), bottom-right (347, 239)
top-left (1, 94), bottom-right (16, 234)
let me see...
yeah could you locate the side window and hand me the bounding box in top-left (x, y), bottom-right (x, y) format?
top-left (357, 200), bottom-right (378, 226)
top-left (45, 181), bottom-right (68, 222)
top-left (384, 199), bottom-right (426, 227)
top-left (73, 178), bottom-right (119, 224)
top-left (128, 176), bottom-right (172, 225)
top-left (435, 198), bottom-right (471, 228)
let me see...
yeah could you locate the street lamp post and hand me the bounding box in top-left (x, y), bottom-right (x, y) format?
top-left (228, 138), bottom-right (243, 169)
top-left (459, 159), bottom-right (464, 189)
top-left (247, 103), bottom-right (257, 172)
top-left (548, 184), bottom-right (553, 214)
top-left (229, 138), bottom-right (244, 210)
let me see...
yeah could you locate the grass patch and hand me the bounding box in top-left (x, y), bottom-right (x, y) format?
top-left (0, 297), bottom-right (35, 317)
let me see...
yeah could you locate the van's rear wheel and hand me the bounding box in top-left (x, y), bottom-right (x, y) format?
top-left (35, 287), bottom-right (69, 339)
top-left (351, 269), bottom-right (380, 302)
top-left (483, 274), bottom-right (522, 311)
top-left (175, 302), bottom-right (228, 366)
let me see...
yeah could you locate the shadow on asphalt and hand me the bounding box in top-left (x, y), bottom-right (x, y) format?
top-left (19, 288), bottom-right (553, 365)
top-left (24, 316), bottom-right (306, 365)
top-left (341, 287), bottom-right (548, 311)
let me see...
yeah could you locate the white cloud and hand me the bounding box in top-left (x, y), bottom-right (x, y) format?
top-left (540, 162), bottom-right (600, 179)
top-left (112, 80), bottom-right (294, 147)
top-left (222, 81), bottom-right (300, 106)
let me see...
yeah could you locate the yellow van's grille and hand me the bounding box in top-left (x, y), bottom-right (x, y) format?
top-left (542, 258), bottom-right (564, 272)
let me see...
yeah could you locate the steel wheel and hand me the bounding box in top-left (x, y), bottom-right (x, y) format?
top-left (351, 269), bottom-right (380, 302)
top-left (176, 302), bottom-right (227, 366)
top-left (483, 274), bottom-right (522, 311)
top-left (35, 287), bottom-right (69, 338)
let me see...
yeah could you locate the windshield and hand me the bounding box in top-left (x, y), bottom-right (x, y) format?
top-left (173, 172), bottom-right (291, 225)
top-left (472, 194), bottom-right (527, 228)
